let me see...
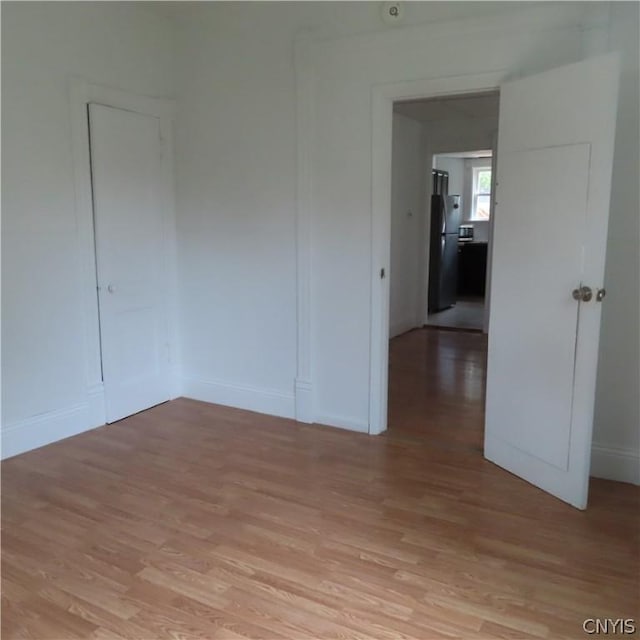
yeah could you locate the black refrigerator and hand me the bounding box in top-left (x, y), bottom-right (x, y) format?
top-left (428, 194), bottom-right (461, 313)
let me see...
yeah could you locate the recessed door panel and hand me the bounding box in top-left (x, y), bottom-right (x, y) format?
top-left (485, 54), bottom-right (619, 508)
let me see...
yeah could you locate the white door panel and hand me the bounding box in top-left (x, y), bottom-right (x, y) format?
top-left (485, 54), bottom-right (619, 508)
top-left (488, 144), bottom-right (589, 470)
top-left (89, 103), bottom-right (170, 423)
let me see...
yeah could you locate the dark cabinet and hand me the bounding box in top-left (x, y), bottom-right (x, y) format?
top-left (457, 242), bottom-right (488, 297)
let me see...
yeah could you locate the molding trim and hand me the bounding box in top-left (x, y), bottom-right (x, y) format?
top-left (87, 382), bottom-right (106, 427)
top-left (306, 4), bottom-right (584, 49)
top-left (591, 444), bottom-right (640, 486)
top-left (294, 34), bottom-right (317, 424)
top-left (1, 387), bottom-right (106, 460)
top-left (390, 319), bottom-right (420, 340)
top-left (314, 414), bottom-right (370, 434)
top-left (71, 78), bottom-right (176, 120)
top-left (182, 377), bottom-right (295, 421)
top-left (169, 366), bottom-right (183, 400)
top-left (294, 378), bottom-right (313, 424)
top-left (369, 70), bottom-right (508, 436)
top-left (296, 5), bottom-right (589, 438)
top-left (294, 9), bottom-right (583, 435)
top-left (580, 3), bottom-right (611, 57)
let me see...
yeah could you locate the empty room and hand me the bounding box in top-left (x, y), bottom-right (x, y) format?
top-left (2, 2), bottom-right (639, 639)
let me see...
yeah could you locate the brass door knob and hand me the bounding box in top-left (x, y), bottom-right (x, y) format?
top-left (572, 286), bottom-right (593, 302)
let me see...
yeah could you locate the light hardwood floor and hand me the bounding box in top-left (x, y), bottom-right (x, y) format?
top-left (2, 330), bottom-right (639, 639)
top-left (388, 327), bottom-right (487, 450)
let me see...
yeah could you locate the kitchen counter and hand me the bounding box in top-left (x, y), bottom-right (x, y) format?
top-left (457, 241), bottom-right (488, 296)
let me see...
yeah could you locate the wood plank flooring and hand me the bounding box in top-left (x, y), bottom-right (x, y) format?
top-left (388, 327), bottom-right (487, 450)
top-left (2, 330), bottom-right (639, 639)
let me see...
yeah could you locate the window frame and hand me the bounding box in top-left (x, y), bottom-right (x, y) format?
top-left (471, 166), bottom-right (492, 221)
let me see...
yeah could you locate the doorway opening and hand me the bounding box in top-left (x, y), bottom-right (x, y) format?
top-left (386, 91), bottom-right (499, 448)
top-left (426, 150), bottom-right (493, 332)
top-left (368, 55), bottom-right (618, 508)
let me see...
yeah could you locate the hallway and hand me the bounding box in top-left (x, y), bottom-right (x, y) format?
top-left (425, 297), bottom-right (485, 332)
top-left (387, 328), bottom-right (488, 451)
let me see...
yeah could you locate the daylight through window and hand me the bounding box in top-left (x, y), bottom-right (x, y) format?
top-left (472, 167), bottom-right (492, 220)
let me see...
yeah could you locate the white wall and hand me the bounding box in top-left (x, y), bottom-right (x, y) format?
top-left (591, 2), bottom-right (640, 484)
top-left (170, 2), bottom-right (560, 425)
top-left (429, 117), bottom-right (497, 155)
top-left (0, 0), bottom-right (546, 447)
top-left (389, 114), bottom-right (428, 338)
top-left (301, 2), bottom-right (638, 481)
top-left (468, 222), bottom-right (490, 244)
top-left (1, 2), bottom-right (175, 456)
top-left (3, 1), bottom-right (637, 485)
top-left (172, 4), bottom-right (307, 418)
top-left (308, 3), bottom-right (589, 431)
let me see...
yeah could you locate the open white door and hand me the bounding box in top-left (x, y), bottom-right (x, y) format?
top-left (484, 54), bottom-right (619, 509)
top-left (89, 104), bottom-right (171, 423)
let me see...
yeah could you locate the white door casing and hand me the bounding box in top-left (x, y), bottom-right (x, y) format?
top-left (484, 54), bottom-right (620, 509)
top-left (89, 103), bottom-right (171, 423)
top-left (369, 71), bottom-right (507, 435)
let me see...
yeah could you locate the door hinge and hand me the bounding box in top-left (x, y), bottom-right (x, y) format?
top-left (380, 268), bottom-right (386, 279)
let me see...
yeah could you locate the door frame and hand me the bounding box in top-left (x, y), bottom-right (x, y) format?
top-left (369, 70), bottom-right (507, 435)
top-left (69, 80), bottom-right (178, 424)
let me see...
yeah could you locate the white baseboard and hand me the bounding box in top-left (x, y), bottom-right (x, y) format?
top-left (181, 376), bottom-right (371, 434)
top-left (169, 366), bottom-right (183, 400)
top-left (87, 382), bottom-right (107, 426)
top-left (389, 318), bottom-right (419, 339)
top-left (295, 378), bottom-right (313, 423)
top-left (181, 376), bottom-right (295, 420)
top-left (1, 384), bottom-right (106, 460)
top-left (591, 444), bottom-right (640, 485)
top-left (314, 413), bottom-right (369, 434)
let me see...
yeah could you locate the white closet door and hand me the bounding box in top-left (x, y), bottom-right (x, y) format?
top-left (89, 103), bottom-right (170, 423)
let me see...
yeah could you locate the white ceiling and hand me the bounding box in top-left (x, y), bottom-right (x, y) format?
top-left (394, 92), bottom-right (499, 124)
top-left (437, 150), bottom-right (493, 159)
top-left (138, 1), bottom-right (198, 22)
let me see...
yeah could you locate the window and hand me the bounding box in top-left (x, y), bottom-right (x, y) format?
top-left (471, 167), bottom-right (492, 220)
